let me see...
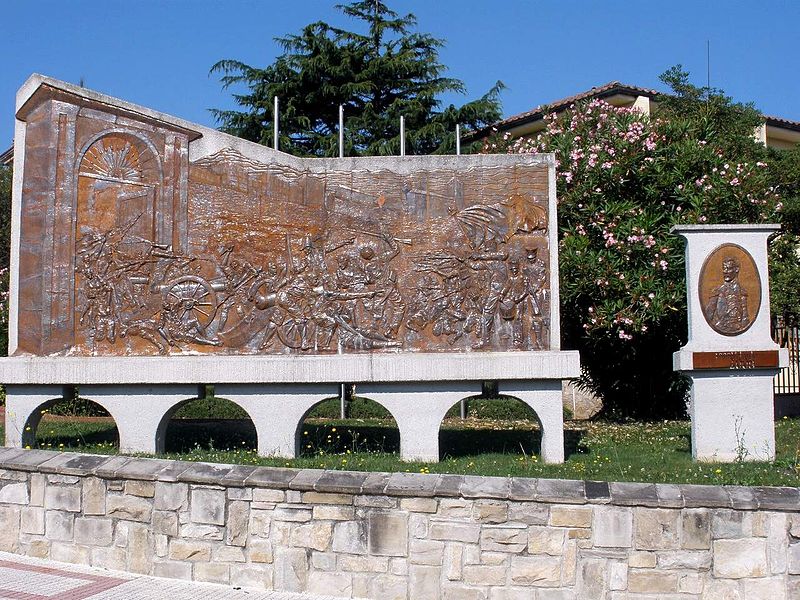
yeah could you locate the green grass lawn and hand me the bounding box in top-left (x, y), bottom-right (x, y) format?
top-left (6, 413), bottom-right (800, 487)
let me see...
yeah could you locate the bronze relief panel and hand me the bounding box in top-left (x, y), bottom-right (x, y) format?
top-left (698, 243), bottom-right (761, 336)
top-left (71, 147), bottom-right (552, 356)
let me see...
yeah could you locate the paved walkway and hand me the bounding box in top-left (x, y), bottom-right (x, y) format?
top-left (0, 551), bottom-right (347, 600)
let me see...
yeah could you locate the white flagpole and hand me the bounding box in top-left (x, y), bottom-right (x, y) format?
top-left (339, 105), bottom-right (344, 158)
top-left (273, 96), bottom-right (279, 150)
top-left (400, 116), bottom-right (405, 156)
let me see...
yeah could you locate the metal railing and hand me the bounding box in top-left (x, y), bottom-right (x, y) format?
top-left (773, 316), bottom-right (800, 394)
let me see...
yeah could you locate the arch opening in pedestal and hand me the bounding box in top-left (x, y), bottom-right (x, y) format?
top-left (439, 394), bottom-right (543, 461)
top-left (25, 394), bottom-right (119, 452)
top-left (296, 394), bottom-right (400, 460)
top-left (157, 390), bottom-right (258, 455)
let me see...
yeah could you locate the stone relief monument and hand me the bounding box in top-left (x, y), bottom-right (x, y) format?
top-left (673, 225), bottom-right (788, 461)
top-left (2, 75), bottom-right (579, 463)
top-left (16, 110), bottom-right (552, 358)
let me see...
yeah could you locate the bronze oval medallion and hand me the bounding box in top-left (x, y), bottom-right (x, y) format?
top-left (698, 243), bottom-right (761, 336)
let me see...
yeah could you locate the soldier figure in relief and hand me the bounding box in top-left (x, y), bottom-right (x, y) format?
top-left (334, 253), bottom-right (367, 326)
top-left (359, 234), bottom-right (406, 338)
top-left (524, 247), bottom-right (547, 349)
top-left (80, 265), bottom-right (118, 345)
top-left (704, 256), bottom-right (750, 334)
top-left (499, 259), bottom-right (531, 348)
top-left (248, 261), bottom-right (288, 351)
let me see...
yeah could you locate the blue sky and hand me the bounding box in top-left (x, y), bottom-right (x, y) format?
top-left (1, 0), bottom-right (798, 150)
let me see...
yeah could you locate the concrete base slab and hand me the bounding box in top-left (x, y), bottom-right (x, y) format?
top-left (0, 352), bottom-right (579, 384)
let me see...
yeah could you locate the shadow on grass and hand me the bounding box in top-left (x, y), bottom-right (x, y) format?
top-left (440, 426), bottom-right (585, 459)
top-left (299, 422), bottom-right (400, 456)
top-left (35, 420), bottom-right (119, 450)
top-left (164, 419), bottom-right (257, 453)
top-left (31, 416), bottom-right (587, 462)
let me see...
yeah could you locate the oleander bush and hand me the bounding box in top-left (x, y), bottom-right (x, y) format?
top-left (487, 67), bottom-right (800, 420)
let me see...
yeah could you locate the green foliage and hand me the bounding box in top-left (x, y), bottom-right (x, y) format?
top-left (0, 166), bottom-right (10, 267)
top-left (307, 396), bottom-right (393, 419)
top-left (45, 388), bottom-right (110, 417)
top-left (658, 66), bottom-right (764, 158)
top-left (211, 1), bottom-right (503, 156)
top-left (489, 66), bottom-right (795, 420)
top-left (171, 395), bottom-right (250, 420)
top-left (443, 397), bottom-right (539, 421)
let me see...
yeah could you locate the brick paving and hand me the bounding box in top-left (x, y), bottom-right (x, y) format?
top-left (0, 552), bottom-right (348, 600)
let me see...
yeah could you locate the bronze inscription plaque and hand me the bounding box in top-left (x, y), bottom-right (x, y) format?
top-left (16, 88), bottom-right (554, 357)
top-left (698, 244), bottom-right (760, 336)
top-left (692, 350), bottom-right (779, 370)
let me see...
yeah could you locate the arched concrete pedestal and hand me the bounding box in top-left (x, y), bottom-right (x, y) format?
top-left (81, 385), bottom-right (201, 454)
top-left (2, 353), bottom-right (579, 464)
top-left (357, 380), bottom-right (564, 463)
top-left (6, 384), bottom-right (200, 453)
top-left (502, 379), bottom-right (565, 464)
top-left (6, 379), bottom-right (566, 464)
top-left (4, 385), bottom-right (65, 449)
top-left (215, 383), bottom-right (339, 458)
top-left (358, 381), bottom-right (478, 462)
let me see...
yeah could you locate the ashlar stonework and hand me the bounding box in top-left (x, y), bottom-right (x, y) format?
top-left (0, 449), bottom-right (798, 599)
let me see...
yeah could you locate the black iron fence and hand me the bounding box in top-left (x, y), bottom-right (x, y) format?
top-left (773, 316), bottom-right (800, 394)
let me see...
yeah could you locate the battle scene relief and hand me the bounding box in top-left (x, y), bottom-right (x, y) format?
top-left (72, 146), bottom-right (551, 356)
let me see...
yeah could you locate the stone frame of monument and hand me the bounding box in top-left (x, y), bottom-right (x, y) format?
top-left (2, 75), bottom-right (579, 463)
top-left (672, 224), bottom-right (788, 462)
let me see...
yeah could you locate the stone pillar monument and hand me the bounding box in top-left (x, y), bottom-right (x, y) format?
top-left (672, 224), bottom-right (787, 461)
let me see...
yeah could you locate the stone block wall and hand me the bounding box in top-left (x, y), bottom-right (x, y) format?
top-left (0, 448), bottom-right (798, 599)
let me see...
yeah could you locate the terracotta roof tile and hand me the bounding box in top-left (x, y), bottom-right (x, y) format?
top-left (468, 81), bottom-right (663, 140)
top-left (500, 81), bottom-right (661, 128)
top-left (765, 115), bottom-right (800, 132)
top-left (0, 146), bottom-right (13, 166)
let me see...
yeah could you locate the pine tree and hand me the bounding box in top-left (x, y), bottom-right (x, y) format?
top-left (211, 1), bottom-right (503, 157)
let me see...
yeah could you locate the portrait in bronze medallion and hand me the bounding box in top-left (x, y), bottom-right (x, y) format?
top-left (698, 244), bottom-right (761, 336)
